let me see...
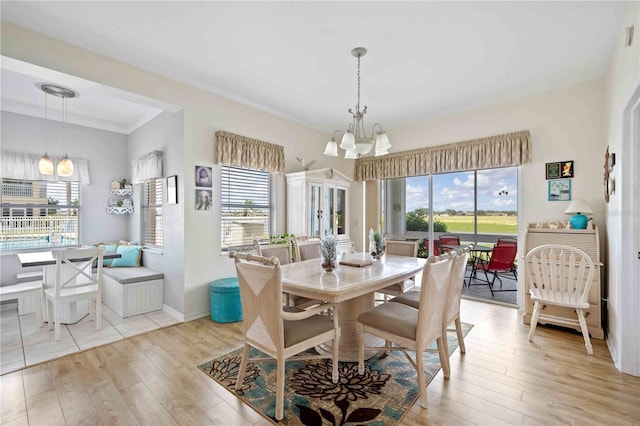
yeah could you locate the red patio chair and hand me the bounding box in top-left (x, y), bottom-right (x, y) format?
top-left (496, 237), bottom-right (518, 280)
top-left (422, 239), bottom-right (439, 257)
top-left (473, 243), bottom-right (518, 296)
top-left (439, 234), bottom-right (460, 253)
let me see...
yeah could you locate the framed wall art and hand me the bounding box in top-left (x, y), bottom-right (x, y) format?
top-left (545, 161), bottom-right (574, 179)
top-left (166, 175), bottom-right (178, 204)
top-left (195, 165), bottom-right (212, 188)
top-left (548, 179), bottom-right (571, 201)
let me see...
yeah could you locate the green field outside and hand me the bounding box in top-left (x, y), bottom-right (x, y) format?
top-left (435, 215), bottom-right (518, 234)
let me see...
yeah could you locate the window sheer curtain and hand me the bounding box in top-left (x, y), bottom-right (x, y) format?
top-left (215, 131), bottom-right (285, 173)
top-left (131, 150), bottom-right (163, 184)
top-left (1, 151), bottom-right (91, 184)
top-left (354, 130), bottom-right (531, 181)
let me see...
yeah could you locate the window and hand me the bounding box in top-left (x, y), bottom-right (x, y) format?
top-left (0, 178), bottom-right (80, 250)
top-left (383, 166), bottom-right (518, 243)
top-left (142, 178), bottom-right (163, 248)
top-left (221, 165), bottom-right (270, 253)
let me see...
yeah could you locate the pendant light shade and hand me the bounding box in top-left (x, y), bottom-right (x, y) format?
top-left (38, 153), bottom-right (55, 175)
top-left (57, 154), bottom-right (74, 177)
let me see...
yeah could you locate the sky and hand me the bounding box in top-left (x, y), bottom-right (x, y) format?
top-left (404, 167), bottom-right (518, 212)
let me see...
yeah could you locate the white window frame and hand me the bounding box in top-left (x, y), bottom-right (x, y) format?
top-left (141, 177), bottom-right (163, 249)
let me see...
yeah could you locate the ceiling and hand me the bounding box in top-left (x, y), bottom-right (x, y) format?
top-left (0, 1), bottom-right (630, 135)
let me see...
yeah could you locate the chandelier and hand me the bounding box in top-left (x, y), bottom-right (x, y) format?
top-left (324, 47), bottom-right (391, 159)
top-left (36, 83), bottom-right (77, 177)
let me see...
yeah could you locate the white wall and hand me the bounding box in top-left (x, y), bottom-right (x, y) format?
top-left (0, 22), bottom-right (354, 320)
top-left (127, 111), bottom-right (185, 315)
top-left (603, 1), bottom-right (639, 375)
top-left (0, 111), bottom-right (129, 284)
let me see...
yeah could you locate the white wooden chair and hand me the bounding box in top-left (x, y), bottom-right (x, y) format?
top-left (254, 237), bottom-right (293, 265)
top-left (390, 244), bottom-right (473, 376)
top-left (376, 239), bottom-right (419, 302)
top-left (292, 237), bottom-right (322, 262)
top-left (525, 244), bottom-right (596, 355)
top-left (356, 254), bottom-right (453, 408)
top-left (230, 252), bottom-right (340, 420)
top-left (45, 247), bottom-right (104, 341)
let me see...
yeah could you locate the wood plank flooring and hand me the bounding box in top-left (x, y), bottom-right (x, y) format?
top-left (1, 300), bottom-right (639, 425)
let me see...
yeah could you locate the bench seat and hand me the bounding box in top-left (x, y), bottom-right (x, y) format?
top-left (102, 267), bottom-right (164, 318)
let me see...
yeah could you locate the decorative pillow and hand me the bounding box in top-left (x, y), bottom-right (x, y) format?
top-left (110, 245), bottom-right (142, 267)
top-left (99, 244), bottom-right (118, 267)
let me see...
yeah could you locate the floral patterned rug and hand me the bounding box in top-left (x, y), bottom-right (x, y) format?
top-left (197, 322), bottom-right (473, 425)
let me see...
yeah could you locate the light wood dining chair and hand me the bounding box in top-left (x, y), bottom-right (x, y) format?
top-left (356, 254), bottom-right (453, 409)
top-left (376, 239), bottom-right (419, 302)
top-left (525, 244), bottom-right (596, 355)
top-left (292, 237), bottom-right (322, 262)
top-left (254, 237), bottom-right (294, 265)
top-left (230, 252), bottom-right (340, 420)
top-left (390, 244), bottom-right (473, 375)
top-left (44, 247), bottom-right (104, 341)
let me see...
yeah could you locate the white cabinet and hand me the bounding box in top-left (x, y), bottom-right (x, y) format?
top-left (286, 168), bottom-right (352, 245)
top-left (523, 224), bottom-right (604, 339)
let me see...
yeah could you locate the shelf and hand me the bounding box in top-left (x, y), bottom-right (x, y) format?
top-left (110, 188), bottom-right (133, 196)
top-left (106, 206), bottom-right (134, 214)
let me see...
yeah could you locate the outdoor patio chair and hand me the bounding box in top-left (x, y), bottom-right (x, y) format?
top-left (439, 234), bottom-right (460, 253)
top-left (471, 243), bottom-right (518, 296)
top-left (524, 244), bottom-right (595, 355)
top-left (230, 252), bottom-right (340, 420)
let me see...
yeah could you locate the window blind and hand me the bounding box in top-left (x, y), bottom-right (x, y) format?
top-left (142, 178), bottom-right (163, 248)
top-left (221, 165), bottom-right (270, 252)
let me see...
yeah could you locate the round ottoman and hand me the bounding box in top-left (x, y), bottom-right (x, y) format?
top-left (210, 278), bottom-right (243, 323)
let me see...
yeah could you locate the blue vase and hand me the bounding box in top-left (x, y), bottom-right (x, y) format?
top-left (570, 214), bottom-right (588, 229)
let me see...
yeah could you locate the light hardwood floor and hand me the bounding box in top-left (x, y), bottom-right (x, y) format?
top-left (1, 300), bottom-right (639, 425)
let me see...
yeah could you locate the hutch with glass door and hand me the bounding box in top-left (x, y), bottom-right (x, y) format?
top-left (286, 168), bottom-right (352, 252)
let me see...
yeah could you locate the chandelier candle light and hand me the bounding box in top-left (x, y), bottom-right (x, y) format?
top-left (36, 83), bottom-right (77, 177)
top-left (564, 198), bottom-right (593, 229)
top-left (324, 47), bottom-right (391, 159)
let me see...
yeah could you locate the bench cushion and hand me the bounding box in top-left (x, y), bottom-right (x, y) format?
top-left (103, 266), bottom-right (164, 285)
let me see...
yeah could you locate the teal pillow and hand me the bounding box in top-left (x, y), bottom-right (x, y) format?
top-left (111, 245), bottom-right (142, 267)
top-left (99, 244), bottom-right (118, 267)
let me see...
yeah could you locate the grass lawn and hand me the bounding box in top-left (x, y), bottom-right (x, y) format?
top-left (435, 215), bottom-right (518, 234)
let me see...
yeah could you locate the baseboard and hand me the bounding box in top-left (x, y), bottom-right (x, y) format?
top-left (184, 309), bottom-right (210, 322)
top-left (162, 304), bottom-right (184, 322)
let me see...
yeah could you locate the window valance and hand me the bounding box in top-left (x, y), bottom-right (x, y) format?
top-left (353, 130), bottom-right (531, 181)
top-left (215, 131), bottom-right (285, 174)
top-left (131, 150), bottom-right (163, 183)
top-left (1, 151), bottom-right (91, 184)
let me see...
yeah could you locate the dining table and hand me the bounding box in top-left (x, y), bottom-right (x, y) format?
top-left (16, 249), bottom-right (120, 324)
top-left (280, 252), bottom-right (427, 361)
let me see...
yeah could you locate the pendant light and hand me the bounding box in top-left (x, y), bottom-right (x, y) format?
top-left (36, 83), bottom-right (77, 178)
top-left (38, 90), bottom-right (54, 175)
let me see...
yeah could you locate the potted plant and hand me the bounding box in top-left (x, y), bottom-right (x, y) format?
top-left (321, 234), bottom-right (338, 272)
top-left (120, 178), bottom-right (127, 189)
top-left (369, 228), bottom-right (386, 259)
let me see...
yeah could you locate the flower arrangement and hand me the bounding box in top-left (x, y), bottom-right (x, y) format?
top-left (321, 234), bottom-right (338, 272)
top-left (369, 228), bottom-right (386, 259)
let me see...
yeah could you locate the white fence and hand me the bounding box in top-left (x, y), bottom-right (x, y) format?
top-left (0, 216), bottom-right (79, 249)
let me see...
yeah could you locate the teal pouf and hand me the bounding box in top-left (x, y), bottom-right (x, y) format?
top-left (210, 278), bottom-right (243, 323)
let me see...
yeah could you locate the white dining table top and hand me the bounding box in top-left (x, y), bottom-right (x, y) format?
top-left (16, 250), bottom-right (120, 267)
top-left (280, 253), bottom-right (427, 303)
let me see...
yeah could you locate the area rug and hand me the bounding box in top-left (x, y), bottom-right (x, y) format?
top-left (197, 322), bottom-right (473, 425)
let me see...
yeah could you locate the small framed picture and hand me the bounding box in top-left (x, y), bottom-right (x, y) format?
top-left (166, 175), bottom-right (178, 204)
top-left (546, 161), bottom-right (574, 179)
top-left (195, 189), bottom-right (212, 210)
top-left (548, 179), bottom-right (572, 201)
top-left (195, 166), bottom-right (212, 188)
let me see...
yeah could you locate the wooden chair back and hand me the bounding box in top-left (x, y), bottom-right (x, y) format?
top-left (52, 247), bottom-right (104, 298)
top-left (525, 244), bottom-right (594, 306)
top-left (232, 253), bottom-right (284, 354)
top-left (445, 245), bottom-right (472, 323)
top-left (416, 255), bottom-right (454, 347)
top-left (386, 240), bottom-right (419, 257)
top-left (293, 238), bottom-right (322, 262)
top-left (254, 237), bottom-right (293, 265)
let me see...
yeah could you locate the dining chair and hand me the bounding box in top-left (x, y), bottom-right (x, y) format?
top-left (376, 240), bottom-right (419, 302)
top-left (438, 234), bottom-right (460, 253)
top-left (230, 252), bottom-right (340, 420)
top-left (471, 243), bottom-right (518, 296)
top-left (254, 237), bottom-right (294, 265)
top-left (44, 247), bottom-right (104, 341)
top-left (356, 254), bottom-right (453, 409)
top-left (525, 244), bottom-right (596, 355)
top-left (292, 237), bottom-right (322, 262)
top-left (390, 244), bottom-right (473, 372)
